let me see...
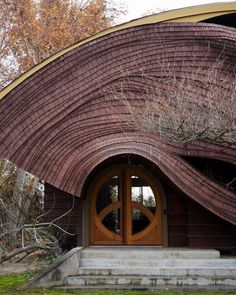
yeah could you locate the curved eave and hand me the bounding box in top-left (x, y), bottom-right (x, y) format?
top-left (0, 1), bottom-right (236, 100)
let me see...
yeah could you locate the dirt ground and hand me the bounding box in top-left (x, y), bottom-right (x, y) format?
top-left (0, 252), bottom-right (49, 275)
top-left (0, 261), bottom-right (46, 275)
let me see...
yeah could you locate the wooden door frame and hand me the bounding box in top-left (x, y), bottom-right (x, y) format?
top-left (84, 164), bottom-right (168, 247)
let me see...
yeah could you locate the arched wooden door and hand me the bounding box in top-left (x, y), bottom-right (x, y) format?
top-left (90, 167), bottom-right (163, 245)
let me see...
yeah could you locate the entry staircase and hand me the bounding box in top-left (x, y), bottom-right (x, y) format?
top-left (62, 247), bottom-right (236, 291)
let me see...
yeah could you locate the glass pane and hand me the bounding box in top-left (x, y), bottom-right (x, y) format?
top-left (131, 175), bottom-right (156, 213)
top-left (96, 176), bottom-right (119, 214)
top-left (102, 209), bottom-right (121, 234)
top-left (132, 208), bottom-right (150, 234)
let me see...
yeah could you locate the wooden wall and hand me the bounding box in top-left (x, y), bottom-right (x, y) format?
top-left (44, 184), bottom-right (83, 249)
top-left (44, 182), bottom-right (236, 254)
top-left (166, 184), bottom-right (236, 254)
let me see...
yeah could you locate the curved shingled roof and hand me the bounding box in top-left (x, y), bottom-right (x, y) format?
top-left (0, 4), bottom-right (236, 225)
top-left (1, 1), bottom-right (236, 99)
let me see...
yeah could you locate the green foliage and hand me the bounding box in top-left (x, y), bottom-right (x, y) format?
top-left (45, 249), bottom-right (60, 264)
top-left (0, 272), bottom-right (30, 294)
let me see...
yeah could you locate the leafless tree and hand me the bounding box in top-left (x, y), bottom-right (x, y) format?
top-left (0, 0), bottom-right (124, 261)
top-left (109, 60), bottom-right (236, 146)
top-left (0, 181), bottom-right (76, 264)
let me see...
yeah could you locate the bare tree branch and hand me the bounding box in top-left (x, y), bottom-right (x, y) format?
top-left (109, 59), bottom-right (236, 146)
top-left (0, 243), bottom-right (47, 264)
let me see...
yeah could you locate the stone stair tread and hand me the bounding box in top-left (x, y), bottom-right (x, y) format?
top-left (80, 258), bottom-right (236, 268)
top-left (57, 284), bottom-right (236, 291)
top-left (65, 274), bottom-right (236, 287)
top-left (82, 248), bottom-right (220, 252)
top-left (78, 270), bottom-right (236, 277)
top-left (79, 266), bottom-right (236, 270)
top-left (81, 248), bottom-right (220, 259)
top-left (81, 255), bottom-right (236, 261)
top-left (80, 258), bottom-right (236, 262)
top-left (61, 247), bottom-right (236, 289)
top-left (78, 266), bottom-right (236, 276)
top-left (68, 274), bottom-right (236, 279)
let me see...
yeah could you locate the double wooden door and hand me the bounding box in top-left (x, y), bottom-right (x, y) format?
top-left (90, 167), bottom-right (163, 245)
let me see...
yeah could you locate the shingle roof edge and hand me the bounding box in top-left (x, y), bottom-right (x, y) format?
top-left (0, 1), bottom-right (236, 100)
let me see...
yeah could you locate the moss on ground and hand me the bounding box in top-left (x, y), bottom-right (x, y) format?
top-left (0, 273), bottom-right (236, 295)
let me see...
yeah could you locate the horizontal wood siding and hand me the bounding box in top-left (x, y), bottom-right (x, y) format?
top-left (186, 200), bottom-right (236, 253)
top-left (167, 187), bottom-right (188, 247)
top-left (44, 183), bottom-right (83, 249)
top-left (166, 184), bottom-right (236, 254)
top-left (45, 181), bottom-right (236, 253)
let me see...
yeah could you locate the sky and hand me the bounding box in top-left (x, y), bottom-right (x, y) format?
top-left (115, 0), bottom-right (235, 23)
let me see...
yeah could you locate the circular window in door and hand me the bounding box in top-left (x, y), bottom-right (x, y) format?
top-left (90, 167), bottom-right (163, 245)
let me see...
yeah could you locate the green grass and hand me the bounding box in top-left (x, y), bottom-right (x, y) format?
top-left (0, 273), bottom-right (236, 295)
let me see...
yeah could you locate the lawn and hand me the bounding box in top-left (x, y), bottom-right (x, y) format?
top-left (0, 273), bottom-right (236, 295)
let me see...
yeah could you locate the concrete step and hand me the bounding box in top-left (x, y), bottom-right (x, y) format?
top-left (64, 274), bottom-right (236, 287)
top-left (60, 248), bottom-right (236, 289)
top-left (81, 247), bottom-right (220, 259)
top-left (80, 258), bottom-right (236, 268)
top-left (58, 284), bottom-right (236, 292)
top-left (78, 266), bottom-right (236, 276)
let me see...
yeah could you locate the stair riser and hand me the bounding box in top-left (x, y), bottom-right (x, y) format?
top-left (65, 276), bottom-right (236, 286)
top-left (81, 250), bottom-right (220, 260)
top-left (61, 248), bottom-right (236, 289)
top-left (80, 259), bottom-right (236, 268)
top-left (78, 268), bottom-right (236, 276)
